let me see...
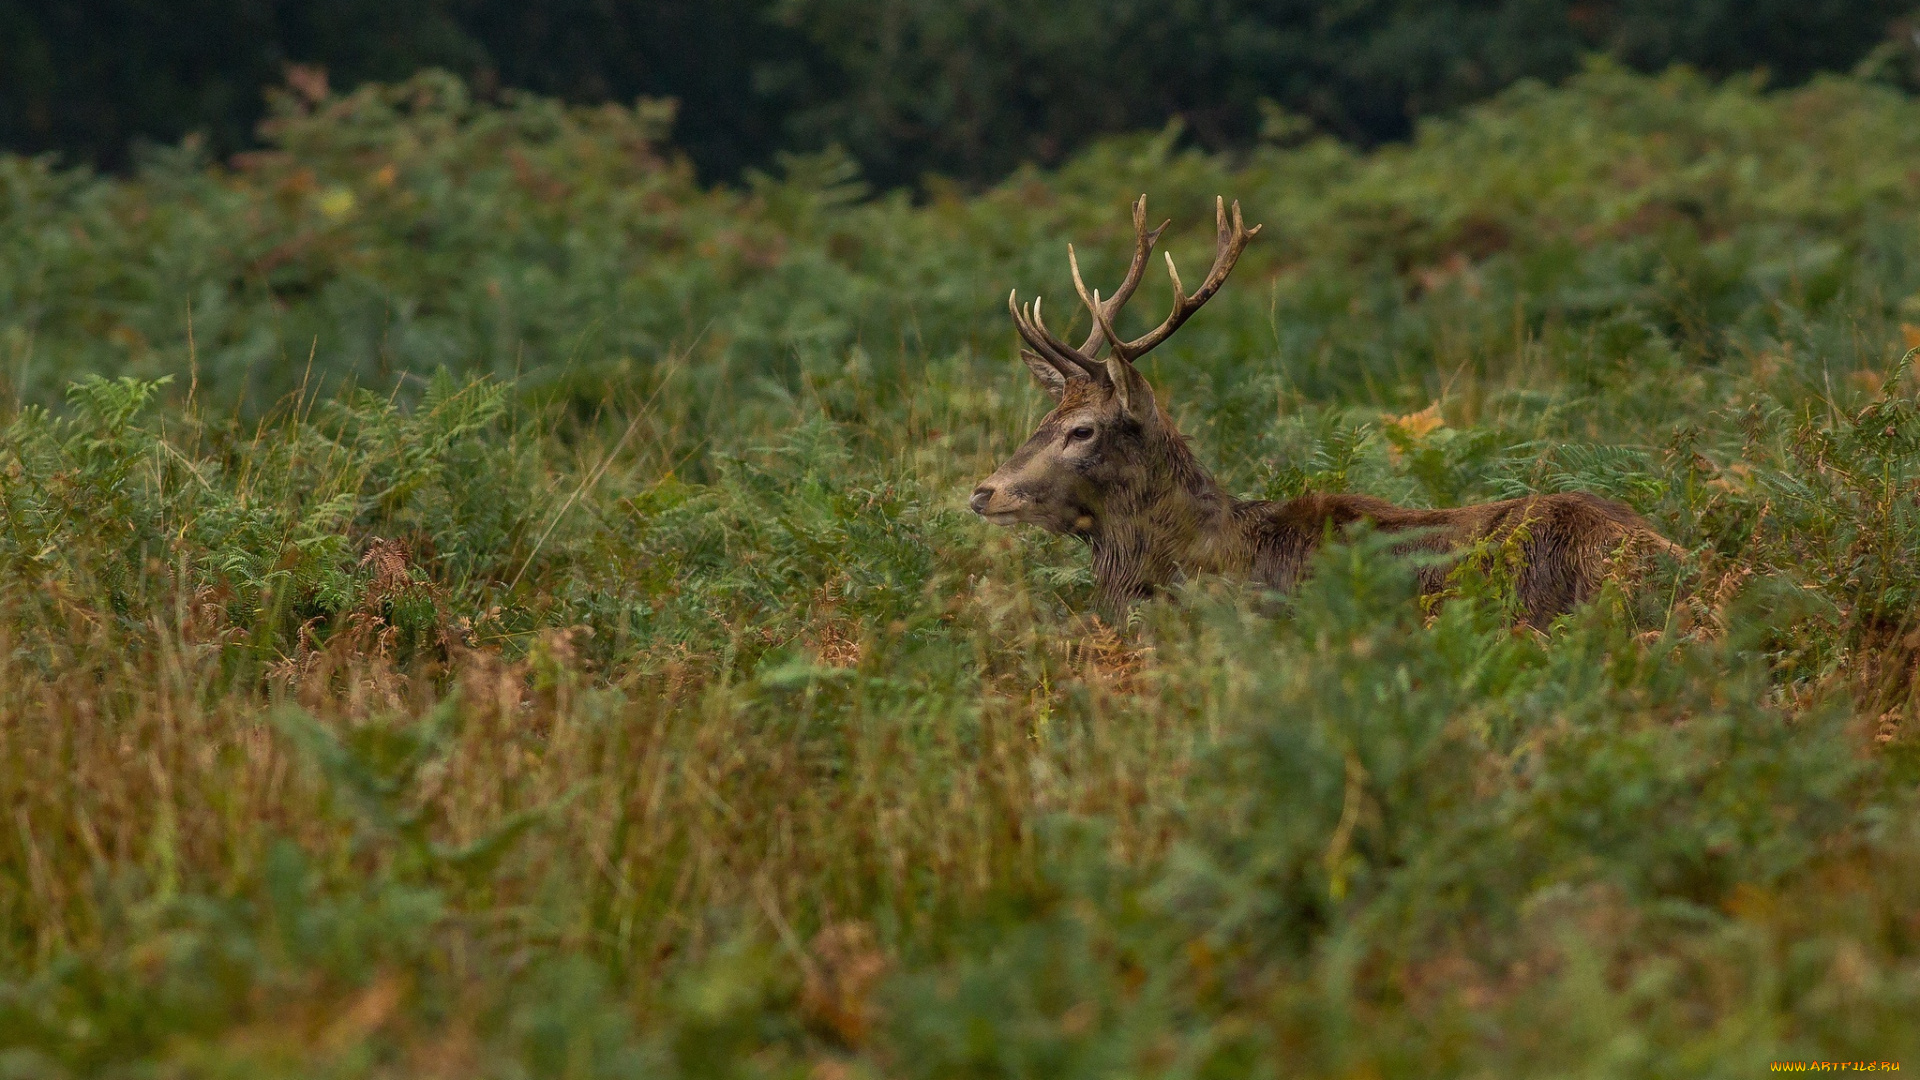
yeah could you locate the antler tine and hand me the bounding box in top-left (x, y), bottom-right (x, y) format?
top-left (1008, 289), bottom-right (1103, 381)
top-left (1115, 195), bottom-right (1262, 362)
top-left (1075, 194), bottom-right (1171, 356)
top-left (1009, 290), bottom-right (1070, 376)
top-left (1069, 251), bottom-right (1132, 365)
top-left (1028, 296), bottom-right (1105, 379)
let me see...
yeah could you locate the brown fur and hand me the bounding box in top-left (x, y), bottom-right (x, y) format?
top-left (978, 194), bottom-right (1680, 621)
top-left (973, 379), bottom-right (1677, 623)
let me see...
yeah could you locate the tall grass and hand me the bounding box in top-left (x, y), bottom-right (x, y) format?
top-left (3, 63), bottom-right (1920, 1076)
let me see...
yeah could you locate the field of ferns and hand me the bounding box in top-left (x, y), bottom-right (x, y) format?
top-left (5, 63), bottom-right (1920, 1077)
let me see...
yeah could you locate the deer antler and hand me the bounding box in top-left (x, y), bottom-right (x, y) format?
top-left (1010, 194), bottom-right (1169, 383)
top-left (1071, 196), bottom-right (1260, 364)
top-left (1009, 195), bottom-right (1259, 385)
top-left (1075, 195), bottom-right (1168, 356)
top-left (1009, 292), bottom-right (1103, 382)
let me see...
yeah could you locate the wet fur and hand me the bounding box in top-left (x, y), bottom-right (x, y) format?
top-left (977, 381), bottom-right (1676, 622)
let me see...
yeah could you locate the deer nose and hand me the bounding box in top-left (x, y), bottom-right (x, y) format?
top-left (969, 486), bottom-right (994, 515)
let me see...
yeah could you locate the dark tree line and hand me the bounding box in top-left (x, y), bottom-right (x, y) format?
top-left (2, 0), bottom-right (1914, 187)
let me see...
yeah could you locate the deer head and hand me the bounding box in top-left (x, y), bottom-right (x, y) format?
top-left (970, 195), bottom-right (1261, 548)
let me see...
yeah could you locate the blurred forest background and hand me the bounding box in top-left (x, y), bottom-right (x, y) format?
top-left (4, 0), bottom-right (1919, 187)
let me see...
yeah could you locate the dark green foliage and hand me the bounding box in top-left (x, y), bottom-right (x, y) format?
top-left (3, 0), bottom-right (1917, 186)
top-left (771, 0), bottom-right (1920, 186)
top-left (0, 0), bottom-right (480, 169)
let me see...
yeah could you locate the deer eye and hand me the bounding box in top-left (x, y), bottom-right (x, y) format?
top-left (1066, 425), bottom-right (1095, 444)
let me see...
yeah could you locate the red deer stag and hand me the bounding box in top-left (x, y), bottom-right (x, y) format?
top-left (970, 195), bottom-right (1679, 622)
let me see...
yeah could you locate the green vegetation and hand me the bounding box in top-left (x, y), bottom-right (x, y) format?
top-left (6, 0), bottom-right (1917, 184)
top-left (5, 65), bottom-right (1920, 1075)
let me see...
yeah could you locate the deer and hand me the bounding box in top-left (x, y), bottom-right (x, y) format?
top-left (970, 195), bottom-right (1680, 623)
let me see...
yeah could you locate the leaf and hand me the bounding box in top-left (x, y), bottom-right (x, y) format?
top-left (1384, 403), bottom-right (1445, 441)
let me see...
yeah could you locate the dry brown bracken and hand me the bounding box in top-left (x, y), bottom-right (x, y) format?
top-left (972, 195), bottom-right (1680, 621)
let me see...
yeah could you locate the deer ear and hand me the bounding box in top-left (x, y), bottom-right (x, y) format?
top-left (1103, 355), bottom-right (1156, 418)
top-left (1021, 349), bottom-right (1069, 401)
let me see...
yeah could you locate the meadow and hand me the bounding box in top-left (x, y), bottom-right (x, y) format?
top-left (4, 64), bottom-right (1920, 1077)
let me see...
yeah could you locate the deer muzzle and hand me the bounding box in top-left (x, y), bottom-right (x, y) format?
top-left (970, 483), bottom-right (1025, 522)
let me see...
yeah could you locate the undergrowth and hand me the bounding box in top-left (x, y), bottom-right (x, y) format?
top-left (3, 63), bottom-right (1920, 1077)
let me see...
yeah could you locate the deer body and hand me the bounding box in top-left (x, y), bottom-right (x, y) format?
top-left (972, 195), bottom-right (1676, 622)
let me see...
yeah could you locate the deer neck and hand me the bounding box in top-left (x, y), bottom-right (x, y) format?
top-left (1085, 434), bottom-right (1244, 600)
